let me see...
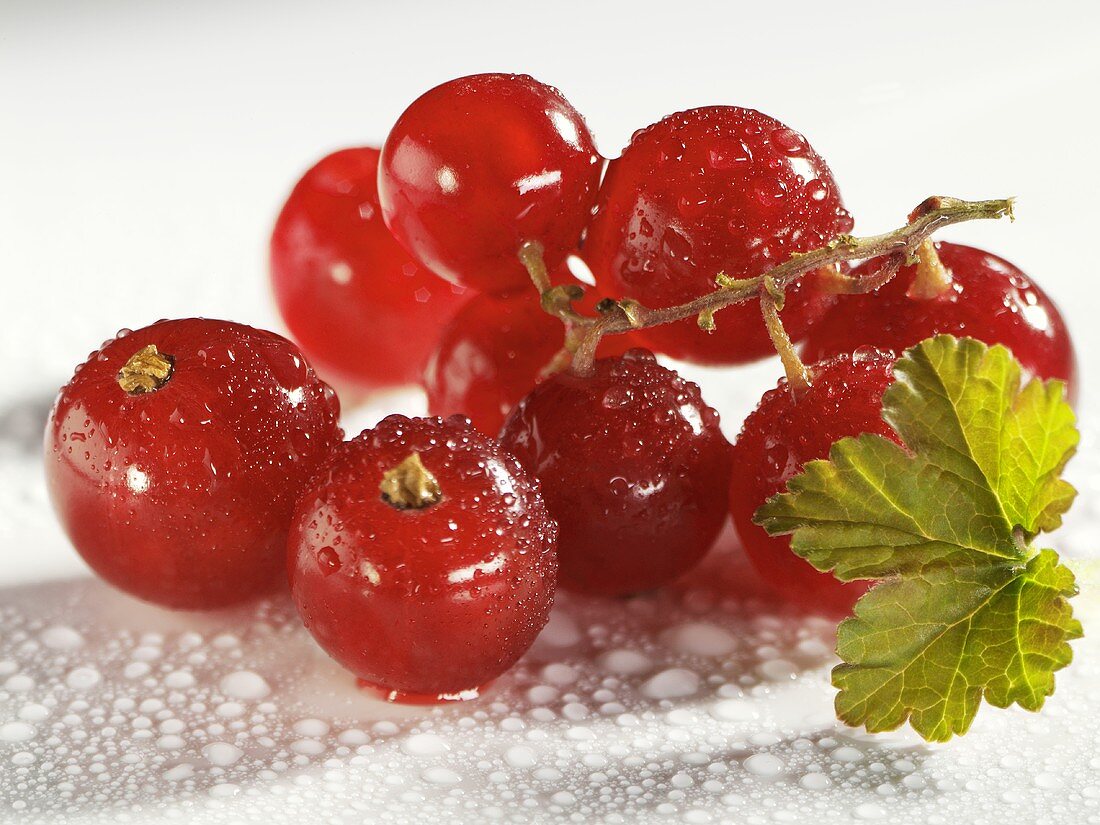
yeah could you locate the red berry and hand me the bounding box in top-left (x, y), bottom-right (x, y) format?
top-left (288, 415), bottom-right (557, 700)
top-left (424, 270), bottom-right (638, 435)
top-left (270, 147), bottom-right (467, 394)
top-left (801, 242), bottom-right (1076, 394)
top-left (499, 350), bottom-right (732, 595)
top-left (729, 349), bottom-right (898, 615)
top-left (379, 74), bottom-right (602, 293)
top-left (45, 319), bottom-right (343, 609)
top-left (584, 107), bottom-right (852, 365)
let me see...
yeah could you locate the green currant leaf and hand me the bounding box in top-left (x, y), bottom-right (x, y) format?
top-left (885, 334), bottom-right (1078, 538)
top-left (833, 549), bottom-right (1080, 741)
top-left (754, 335), bottom-right (1082, 741)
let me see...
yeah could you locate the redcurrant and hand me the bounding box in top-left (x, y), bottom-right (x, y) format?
top-left (499, 350), bottom-right (732, 596)
top-left (583, 107), bottom-right (852, 365)
top-left (45, 319), bottom-right (343, 609)
top-left (424, 271), bottom-right (638, 435)
top-left (801, 242), bottom-right (1076, 394)
top-left (270, 147), bottom-right (467, 394)
top-left (288, 415), bottom-right (557, 701)
top-left (379, 73), bottom-right (602, 293)
top-left (728, 349), bottom-right (898, 615)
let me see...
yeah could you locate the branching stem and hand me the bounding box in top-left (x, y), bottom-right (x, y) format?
top-left (520, 196), bottom-right (1014, 376)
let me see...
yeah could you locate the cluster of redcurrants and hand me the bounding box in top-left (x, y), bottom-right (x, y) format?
top-left (45, 74), bottom-right (1076, 702)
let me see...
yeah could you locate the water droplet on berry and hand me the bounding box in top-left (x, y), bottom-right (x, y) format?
top-left (707, 139), bottom-right (751, 170)
top-left (661, 228), bottom-right (693, 262)
top-left (804, 178), bottom-right (829, 202)
top-left (317, 546), bottom-right (341, 575)
top-left (753, 177), bottom-right (788, 205)
top-left (601, 386), bottom-right (634, 409)
top-left (769, 127), bottom-right (808, 156)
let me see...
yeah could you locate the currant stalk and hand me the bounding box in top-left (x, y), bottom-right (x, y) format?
top-left (521, 196), bottom-right (1013, 377)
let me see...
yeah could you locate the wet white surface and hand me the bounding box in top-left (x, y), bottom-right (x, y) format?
top-left (2, 405), bottom-right (1099, 824)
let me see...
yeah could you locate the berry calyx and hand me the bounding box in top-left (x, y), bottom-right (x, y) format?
top-left (270, 147), bottom-right (467, 395)
top-left (46, 319), bottom-right (343, 609)
top-left (499, 350), bottom-right (732, 595)
top-left (288, 415), bottom-right (557, 700)
top-left (379, 73), bottom-right (602, 293)
top-left (583, 106), bottom-right (852, 365)
top-left (379, 452), bottom-right (442, 510)
top-left (117, 345), bottom-right (174, 394)
top-left (728, 348), bottom-right (898, 615)
top-left (801, 242), bottom-right (1076, 394)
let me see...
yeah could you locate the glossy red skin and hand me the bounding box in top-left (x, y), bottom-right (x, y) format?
top-left (45, 319), bottom-right (343, 609)
top-left (500, 350), bottom-right (732, 595)
top-left (584, 107), bottom-right (852, 365)
top-left (288, 415), bottom-right (557, 699)
top-left (729, 350), bottom-right (898, 616)
top-left (424, 271), bottom-right (639, 435)
top-left (270, 147), bottom-right (467, 394)
top-left (801, 242), bottom-right (1077, 396)
top-left (379, 73), bottom-right (602, 293)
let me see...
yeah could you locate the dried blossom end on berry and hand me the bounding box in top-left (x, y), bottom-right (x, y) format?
top-left (117, 345), bottom-right (175, 395)
top-left (379, 452), bottom-right (442, 510)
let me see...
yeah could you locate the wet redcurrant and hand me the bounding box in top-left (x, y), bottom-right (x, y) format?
top-left (728, 349), bottom-right (898, 615)
top-left (583, 107), bottom-right (852, 365)
top-left (423, 271), bottom-right (638, 435)
top-left (801, 242), bottom-right (1076, 394)
top-left (270, 147), bottom-right (467, 394)
top-left (379, 73), bottom-right (602, 293)
top-left (288, 415), bottom-right (557, 701)
top-left (45, 319), bottom-right (343, 609)
top-left (499, 350), bottom-right (732, 596)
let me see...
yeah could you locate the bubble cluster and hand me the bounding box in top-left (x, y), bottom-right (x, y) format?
top-left (2, 380), bottom-right (1099, 825)
top-left (0, 534), bottom-right (1097, 825)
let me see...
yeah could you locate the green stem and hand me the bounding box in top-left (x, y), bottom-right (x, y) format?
top-left (760, 279), bottom-right (810, 393)
top-left (528, 196), bottom-right (1011, 369)
top-left (907, 239), bottom-right (953, 299)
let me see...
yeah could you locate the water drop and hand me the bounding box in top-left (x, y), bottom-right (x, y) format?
top-left (402, 733), bottom-right (449, 757)
top-left (219, 670), bottom-right (270, 700)
top-left (65, 667), bottom-right (101, 691)
top-left (641, 668), bottom-right (699, 699)
top-left (0, 722), bottom-right (36, 743)
top-left (40, 626), bottom-right (84, 650)
top-left (504, 745), bottom-right (537, 769)
top-left (744, 753), bottom-right (784, 778)
top-left (203, 742), bottom-right (244, 766)
top-left (422, 767), bottom-right (461, 785)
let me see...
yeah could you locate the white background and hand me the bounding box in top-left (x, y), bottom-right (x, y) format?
top-left (2, 0), bottom-right (1099, 574)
